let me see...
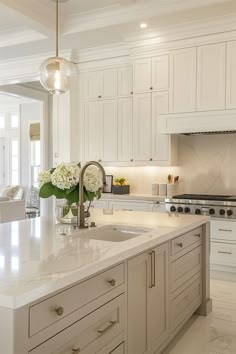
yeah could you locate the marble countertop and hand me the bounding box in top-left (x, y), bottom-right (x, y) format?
top-left (0, 210), bottom-right (209, 309)
top-left (101, 193), bottom-right (166, 202)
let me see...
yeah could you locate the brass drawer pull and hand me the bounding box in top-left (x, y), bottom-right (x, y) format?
top-left (72, 348), bottom-right (80, 354)
top-left (55, 307), bottom-right (64, 316)
top-left (177, 242), bottom-right (183, 248)
top-left (218, 229), bottom-right (232, 232)
top-left (98, 320), bottom-right (117, 335)
top-left (108, 279), bottom-right (116, 287)
top-left (194, 233), bottom-right (201, 238)
top-left (218, 251), bottom-right (232, 255)
top-left (149, 251), bottom-right (155, 288)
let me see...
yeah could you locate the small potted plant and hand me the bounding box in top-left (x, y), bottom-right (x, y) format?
top-left (112, 178), bottom-right (130, 195)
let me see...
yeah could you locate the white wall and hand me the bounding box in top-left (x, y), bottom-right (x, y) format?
top-left (105, 134), bottom-right (236, 196)
top-left (20, 101), bottom-right (42, 189)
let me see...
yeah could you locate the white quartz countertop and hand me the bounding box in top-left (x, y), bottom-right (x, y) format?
top-left (0, 210), bottom-right (209, 309)
top-left (101, 193), bottom-right (166, 202)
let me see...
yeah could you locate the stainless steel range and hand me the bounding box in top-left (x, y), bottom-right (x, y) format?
top-left (165, 194), bottom-right (236, 219)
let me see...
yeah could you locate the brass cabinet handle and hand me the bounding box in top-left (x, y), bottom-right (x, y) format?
top-left (149, 158), bottom-right (153, 161)
top-left (55, 307), bottom-right (64, 316)
top-left (97, 320), bottom-right (117, 335)
top-left (218, 251), bottom-right (232, 255)
top-left (218, 229), bottom-right (232, 232)
top-left (108, 279), bottom-right (116, 287)
top-left (72, 348), bottom-right (80, 354)
top-left (130, 159), bottom-right (134, 162)
top-left (98, 159), bottom-right (102, 162)
top-left (194, 233), bottom-right (201, 238)
top-left (177, 242), bottom-right (183, 248)
top-left (152, 251), bottom-right (156, 287)
top-left (149, 251), bottom-right (155, 288)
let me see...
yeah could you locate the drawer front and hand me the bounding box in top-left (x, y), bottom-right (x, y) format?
top-left (211, 220), bottom-right (236, 242)
top-left (171, 227), bottom-right (202, 256)
top-left (171, 278), bottom-right (201, 332)
top-left (110, 343), bottom-right (124, 354)
top-left (108, 200), bottom-right (149, 212)
top-left (171, 246), bottom-right (202, 292)
top-left (211, 241), bottom-right (236, 266)
top-left (30, 264), bottom-right (124, 337)
top-left (29, 295), bottom-right (125, 354)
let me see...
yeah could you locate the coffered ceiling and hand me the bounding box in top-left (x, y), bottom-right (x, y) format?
top-left (0, 0), bottom-right (234, 61)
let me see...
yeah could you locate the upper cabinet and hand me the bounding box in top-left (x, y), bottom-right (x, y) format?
top-left (169, 48), bottom-right (197, 113)
top-left (118, 66), bottom-right (133, 97)
top-left (118, 97), bottom-right (133, 162)
top-left (133, 55), bottom-right (169, 94)
top-left (197, 43), bottom-right (226, 111)
top-left (83, 69), bottom-right (117, 100)
top-left (226, 41), bottom-right (236, 109)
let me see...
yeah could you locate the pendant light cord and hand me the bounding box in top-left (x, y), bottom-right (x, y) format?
top-left (56, 0), bottom-right (59, 57)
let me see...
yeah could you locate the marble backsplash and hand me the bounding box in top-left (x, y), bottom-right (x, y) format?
top-left (105, 134), bottom-right (236, 196)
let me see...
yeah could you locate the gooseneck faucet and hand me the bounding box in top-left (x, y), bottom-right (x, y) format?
top-left (75, 161), bottom-right (106, 229)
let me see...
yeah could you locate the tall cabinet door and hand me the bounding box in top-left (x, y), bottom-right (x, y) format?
top-left (149, 243), bottom-right (169, 352)
top-left (133, 93), bottom-right (152, 161)
top-left (152, 55), bottom-right (169, 92)
top-left (102, 69), bottom-right (117, 99)
top-left (226, 41), bottom-right (236, 109)
top-left (197, 43), bottom-right (226, 111)
top-left (133, 58), bottom-right (152, 93)
top-left (84, 101), bottom-right (102, 161)
top-left (83, 71), bottom-right (102, 100)
top-left (169, 47), bottom-right (197, 113)
top-left (118, 98), bottom-right (133, 162)
top-left (102, 100), bottom-right (118, 162)
top-left (118, 66), bottom-right (133, 97)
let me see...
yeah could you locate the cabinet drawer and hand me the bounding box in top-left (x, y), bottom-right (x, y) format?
top-left (171, 227), bottom-right (202, 256)
top-left (211, 242), bottom-right (236, 266)
top-left (171, 278), bottom-right (201, 332)
top-left (110, 343), bottom-right (124, 354)
top-left (29, 295), bottom-right (125, 354)
top-left (29, 264), bottom-right (124, 337)
top-left (211, 220), bottom-right (236, 242)
top-left (171, 246), bottom-right (202, 292)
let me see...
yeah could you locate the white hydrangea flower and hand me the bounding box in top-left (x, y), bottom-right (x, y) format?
top-left (39, 170), bottom-right (52, 187)
top-left (84, 166), bottom-right (103, 193)
top-left (51, 163), bottom-right (81, 190)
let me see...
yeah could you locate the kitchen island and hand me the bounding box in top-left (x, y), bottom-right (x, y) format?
top-left (0, 210), bottom-right (211, 354)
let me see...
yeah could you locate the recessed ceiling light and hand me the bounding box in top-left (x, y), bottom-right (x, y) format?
top-left (140, 23), bottom-right (148, 29)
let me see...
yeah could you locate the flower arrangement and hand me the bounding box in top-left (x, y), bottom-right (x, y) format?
top-left (39, 163), bottom-right (103, 219)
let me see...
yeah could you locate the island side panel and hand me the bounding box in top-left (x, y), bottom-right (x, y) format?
top-left (0, 307), bottom-right (14, 354)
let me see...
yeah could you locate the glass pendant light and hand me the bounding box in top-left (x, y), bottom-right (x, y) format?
top-left (39, 0), bottom-right (75, 95)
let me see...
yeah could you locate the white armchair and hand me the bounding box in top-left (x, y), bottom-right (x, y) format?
top-left (0, 186), bottom-right (25, 223)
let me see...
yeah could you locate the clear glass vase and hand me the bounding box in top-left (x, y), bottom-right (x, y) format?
top-left (56, 200), bottom-right (90, 225)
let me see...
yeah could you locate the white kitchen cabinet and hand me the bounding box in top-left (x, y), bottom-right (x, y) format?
top-left (108, 199), bottom-right (149, 212)
top-left (133, 93), bottom-right (152, 161)
top-left (83, 69), bottom-right (117, 100)
top-left (84, 100), bottom-right (117, 162)
top-left (128, 243), bottom-right (169, 354)
top-left (152, 55), bottom-right (169, 91)
top-left (118, 66), bottom-right (133, 97)
top-left (133, 58), bottom-right (152, 94)
top-left (226, 41), bottom-right (236, 109)
top-left (169, 47), bottom-right (197, 113)
top-left (197, 43), bottom-right (226, 111)
top-left (118, 97), bottom-right (133, 162)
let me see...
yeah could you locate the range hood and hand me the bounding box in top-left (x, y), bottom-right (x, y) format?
top-left (158, 110), bottom-right (236, 135)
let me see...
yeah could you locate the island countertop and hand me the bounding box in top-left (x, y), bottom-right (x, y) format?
top-left (0, 210), bottom-right (209, 309)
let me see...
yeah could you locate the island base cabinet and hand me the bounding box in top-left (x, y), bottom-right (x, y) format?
top-left (127, 243), bottom-right (169, 354)
top-left (29, 295), bottom-right (125, 354)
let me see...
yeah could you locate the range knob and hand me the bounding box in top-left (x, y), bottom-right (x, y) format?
top-left (195, 209), bottom-right (201, 215)
top-left (170, 206), bottom-right (176, 212)
top-left (227, 210), bottom-right (233, 216)
top-left (219, 209), bottom-right (225, 216)
top-left (177, 207), bottom-right (183, 213)
top-left (209, 208), bottom-right (215, 215)
top-left (184, 207), bottom-right (190, 213)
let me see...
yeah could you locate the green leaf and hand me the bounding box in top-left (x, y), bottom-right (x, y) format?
top-left (66, 185), bottom-right (79, 204)
top-left (39, 183), bottom-right (55, 198)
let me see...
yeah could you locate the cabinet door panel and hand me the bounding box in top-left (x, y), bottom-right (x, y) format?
top-left (152, 91), bottom-right (170, 162)
top-left (170, 47), bottom-right (196, 113)
top-left (102, 69), bottom-right (117, 99)
top-left (197, 43), bottom-right (226, 111)
top-left (102, 100), bottom-right (118, 162)
top-left (149, 243), bottom-right (169, 351)
top-left (83, 71), bottom-right (102, 100)
top-left (133, 93), bottom-right (152, 161)
top-left (118, 98), bottom-right (133, 162)
top-left (84, 101), bottom-right (102, 161)
top-left (152, 55), bottom-right (169, 91)
top-left (134, 58), bottom-right (152, 93)
top-left (226, 41), bottom-right (236, 109)
top-left (128, 252), bottom-right (150, 354)
top-left (118, 66), bottom-right (133, 97)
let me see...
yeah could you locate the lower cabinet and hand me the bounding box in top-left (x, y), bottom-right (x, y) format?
top-left (127, 243), bottom-right (169, 354)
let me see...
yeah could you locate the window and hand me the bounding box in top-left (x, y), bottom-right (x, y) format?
top-left (10, 114), bottom-right (19, 129)
top-left (0, 115), bottom-right (5, 129)
top-left (11, 139), bottom-right (19, 185)
top-left (31, 140), bottom-right (41, 187)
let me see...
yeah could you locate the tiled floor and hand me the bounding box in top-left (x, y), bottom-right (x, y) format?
top-left (167, 279), bottom-right (236, 354)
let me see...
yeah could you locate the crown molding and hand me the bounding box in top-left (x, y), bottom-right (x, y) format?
top-left (0, 28), bottom-right (46, 48)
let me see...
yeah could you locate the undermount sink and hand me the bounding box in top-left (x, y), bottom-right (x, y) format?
top-left (81, 224), bottom-right (151, 242)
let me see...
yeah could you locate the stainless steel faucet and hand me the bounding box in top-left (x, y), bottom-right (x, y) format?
top-left (75, 161), bottom-right (106, 229)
